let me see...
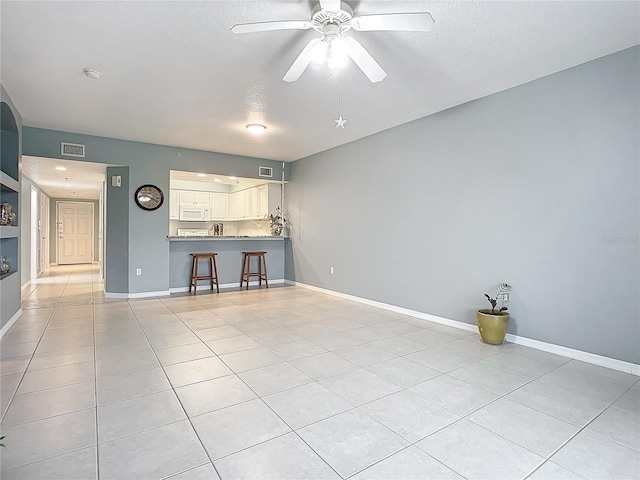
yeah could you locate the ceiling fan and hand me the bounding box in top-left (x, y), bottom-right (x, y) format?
top-left (231, 0), bottom-right (434, 83)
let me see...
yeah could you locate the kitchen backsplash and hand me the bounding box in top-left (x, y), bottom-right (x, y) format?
top-left (169, 219), bottom-right (272, 237)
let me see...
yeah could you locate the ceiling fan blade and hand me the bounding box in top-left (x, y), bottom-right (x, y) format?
top-left (351, 12), bottom-right (435, 32)
top-left (344, 37), bottom-right (387, 83)
top-left (231, 20), bottom-right (311, 34)
top-left (319, 0), bottom-right (341, 13)
top-left (283, 38), bottom-right (322, 83)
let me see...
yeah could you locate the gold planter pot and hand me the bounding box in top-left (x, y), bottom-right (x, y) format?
top-left (476, 310), bottom-right (510, 345)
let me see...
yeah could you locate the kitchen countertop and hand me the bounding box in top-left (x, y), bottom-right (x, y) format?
top-left (167, 235), bottom-right (288, 241)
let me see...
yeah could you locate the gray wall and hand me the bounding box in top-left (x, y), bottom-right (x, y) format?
top-left (49, 198), bottom-right (100, 264)
top-left (23, 129), bottom-right (285, 294)
top-left (286, 46), bottom-right (640, 364)
top-left (105, 166), bottom-right (129, 293)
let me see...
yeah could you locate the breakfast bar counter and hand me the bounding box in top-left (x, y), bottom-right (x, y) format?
top-left (168, 235), bottom-right (286, 241)
top-left (168, 236), bottom-right (286, 291)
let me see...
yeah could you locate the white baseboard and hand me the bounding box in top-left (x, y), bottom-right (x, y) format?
top-left (105, 290), bottom-right (171, 299)
top-left (0, 309), bottom-right (23, 338)
top-left (21, 281), bottom-right (31, 291)
top-left (285, 280), bottom-right (640, 376)
top-left (169, 279), bottom-right (284, 294)
top-left (105, 279), bottom-right (285, 298)
top-left (503, 333), bottom-right (640, 376)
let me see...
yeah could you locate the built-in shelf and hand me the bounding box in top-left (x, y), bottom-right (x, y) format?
top-left (0, 225), bottom-right (19, 238)
top-left (1, 98), bottom-right (21, 328)
top-left (0, 171), bottom-right (18, 191)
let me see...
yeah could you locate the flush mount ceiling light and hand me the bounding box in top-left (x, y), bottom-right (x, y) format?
top-left (197, 173), bottom-right (207, 177)
top-left (214, 179), bottom-right (222, 182)
top-left (246, 124), bottom-right (267, 135)
top-left (228, 176), bottom-right (237, 181)
top-left (55, 166), bottom-right (67, 171)
top-left (83, 68), bottom-right (101, 79)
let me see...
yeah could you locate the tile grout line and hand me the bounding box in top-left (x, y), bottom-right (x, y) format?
top-left (4, 276), bottom-right (637, 478)
top-left (0, 307), bottom-right (56, 425)
top-left (143, 293), bottom-right (530, 478)
top-left (1, 266), bottom-right (100, 475)
top-left (127, 297), bottom-right (225, 480)
top-left (92, 276), bottom-right (100, 480)
top-left (163, 293), bottom-right (496, 478)
top-left (159, 291), bottom-right (346, 479)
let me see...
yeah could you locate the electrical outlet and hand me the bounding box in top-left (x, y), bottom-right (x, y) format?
top-left (136, 268), bottom-right (142, 276)
top-left (330, 266), bottom-right (334, 274)
top-left (502, 293), bottom-right (509, 303)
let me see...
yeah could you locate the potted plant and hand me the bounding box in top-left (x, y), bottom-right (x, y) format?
top-left (476, 283), bottom-right (511, 344)
top-left (268, 207), bottom-right (286, 236)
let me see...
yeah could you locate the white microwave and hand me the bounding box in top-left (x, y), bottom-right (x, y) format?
top-left (179, 206), bottom-right (210, 221)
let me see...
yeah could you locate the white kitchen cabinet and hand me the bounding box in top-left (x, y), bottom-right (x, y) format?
top-left (172, 184), bottom-right (281, 221)
top-left (179, 190), bottom-right (210, 207)
top-left (247, 188), bottom-right (259, 218)
top-left (257, 185), bottom-right (269, 217)
top-left (263, 184), bottom-right (282, 217)
top-left (229, 190), bottom-right (246, 219)
top-left (256, 184), bottom-right (282, 218)
top-left (169, 190), bottom-right (179, 220)
top-left (210, 193), bottom-right (228, 220)
top-left (230, 184), bottom-right (282, 220)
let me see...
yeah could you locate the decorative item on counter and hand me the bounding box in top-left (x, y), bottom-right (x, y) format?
top-left (212, 223), bottom-right (224, 236)
top-left (0, 203), bottom-right (16, 225)
top-left (0, 256), bottom-right (10, 275)
top-left (268, 207), bottom-right (286, 236)
top-left (476, 283), bottom-right (512, 344)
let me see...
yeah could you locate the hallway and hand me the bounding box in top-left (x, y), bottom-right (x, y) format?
top-left (21, 264), bottom-right (104, 310)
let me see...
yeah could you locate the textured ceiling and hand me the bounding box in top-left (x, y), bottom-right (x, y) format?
top-left (2, 1), bottom-right (639, 162)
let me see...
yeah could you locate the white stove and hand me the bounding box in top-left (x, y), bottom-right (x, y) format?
top-left (177, 229), bottom-right (209, 237)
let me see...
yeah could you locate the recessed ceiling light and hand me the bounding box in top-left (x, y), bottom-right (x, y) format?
top-left (213, 179), bottom-right (222, 183)
top-left (55, 166), bottom-right (67, 171)
top-left (228, 176), bottom-right (237, 181)
top-left (197, 173), bottom-right (207, 177)
top-left (246, 124), bottom-right (267, 135)
top-left (83, 68), bottom-right (101, 79)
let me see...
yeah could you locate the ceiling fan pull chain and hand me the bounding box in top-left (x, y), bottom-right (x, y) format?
top-left (334, 73), bottom-right (347, 129)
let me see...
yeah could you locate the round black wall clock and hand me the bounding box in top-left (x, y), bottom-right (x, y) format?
top-left (134, 184), bottom-right (164, 211)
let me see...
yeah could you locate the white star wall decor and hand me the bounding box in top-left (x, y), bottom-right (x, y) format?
top-left (334, 115), bottom-right (347, 128)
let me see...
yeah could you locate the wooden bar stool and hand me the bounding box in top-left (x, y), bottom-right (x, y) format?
top-left (240, 251), bottom-right (268, 290)
top-left (189, 253), bottom-right (219, 294)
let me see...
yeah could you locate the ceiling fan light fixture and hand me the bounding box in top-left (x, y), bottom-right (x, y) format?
top-left (329, 37), bottom-right (348, 67)
top-left (246, 123), bottom-right (267, 135)
top-left (309, 40), bottom-right (329, 64)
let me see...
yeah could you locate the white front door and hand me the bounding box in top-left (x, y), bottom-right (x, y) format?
top-left (57, 201), bottom-right (94, 265)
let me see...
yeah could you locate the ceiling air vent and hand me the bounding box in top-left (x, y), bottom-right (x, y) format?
top-left (259, 166), bottom-right (273, 178)
top-left (61, 142), bottom-right (85, 158)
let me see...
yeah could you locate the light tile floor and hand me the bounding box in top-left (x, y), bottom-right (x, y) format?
top-left (1, 265), bottom-right (639, 479)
